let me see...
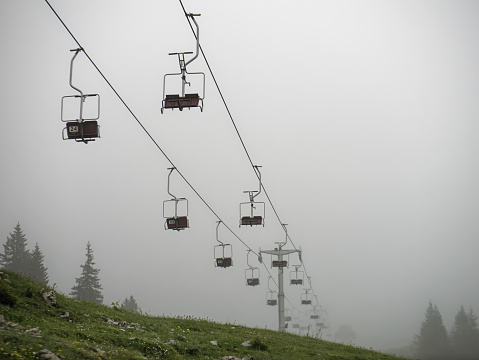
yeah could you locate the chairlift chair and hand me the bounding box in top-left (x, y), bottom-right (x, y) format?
top-left (163, 168), bottom-right (189, 231)
top-left (266, 291), bottom-right (277, 306)
top-left (301, 289), bottom-right (312, 305)
top-left (161, 14), bottom-right (205, 114)
top-left (266, 276), bottom-right (277, 306)
top-left (284, 309), bottom-right (292, 322)
top-left (310, 307), bottom-right (320, 320)
top-left (245, 250), bottom-right (260, 286)
top-left (215, 248), bottom-right (232, 268)
top-left (290, 265), bottom-right (304, 285)
top-left (214, 221), bottom-right (233, 268)
top-left (61, 48), bottom-right (100, 143)
top-left (240, 166), bottom-right (265, 227)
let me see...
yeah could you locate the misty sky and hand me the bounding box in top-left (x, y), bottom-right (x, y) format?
top-left (1, 0), bottom-right (479, 351)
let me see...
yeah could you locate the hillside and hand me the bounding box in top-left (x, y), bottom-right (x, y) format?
top-left (0, 271), bottom-right (407, 360)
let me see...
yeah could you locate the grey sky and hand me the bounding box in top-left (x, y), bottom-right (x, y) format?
top-left (1, 0), bottom-right (478, 351)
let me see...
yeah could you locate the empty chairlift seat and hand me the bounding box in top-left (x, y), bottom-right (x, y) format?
top-left (241, 215), bottom-right (263, 226)
top-left (301, 298), bottom-right (312, 305)
top-left (267, 299), bottom-right (277, 306)
top-left (216, 257), bottom-right (232, 268)
top-left (166, 216), bottom-right (188, 230)
top-left (247, 278), bottom-right (260, 286)
top-left (65, 121), bottom-right (99, 140)
top-left (162, 93), bottom-right (202, 112)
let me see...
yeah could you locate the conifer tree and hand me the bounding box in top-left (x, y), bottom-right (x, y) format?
top-left (70, 241), bottom-right (103, 304)
top-left (122, 295), bottom-right (139, 312)
top-left (467, 308), bottom-right (479, 358)
top-left (27, 243), bottom-right (49, 285)
top-left (414, 302), bottom-right (450, 360)
top-left (452, 306), bottom-right (479, 359)
top-left (0, 223), bottom-right (30, 274)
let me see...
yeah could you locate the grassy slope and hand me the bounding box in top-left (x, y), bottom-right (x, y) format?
top-left (0, 271), bottom-right (406, 360)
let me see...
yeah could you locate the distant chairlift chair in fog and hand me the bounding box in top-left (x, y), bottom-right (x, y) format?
top-left (163, 167), bottom-right (189, 231)
top-left (290, 264), bottom-right (304, 285)
top-left (266, 276), bottom-right (277, 306)
top-left (240, 165), bottom-right (265, 227)
top-left (301, 289), bottom-right (312, 305)
top-left (214, 221), bottom-right (232, 268)
top-left (245, 250), bottom-right (260, 286)
top-left (284, 309), bottom-right (292, 322)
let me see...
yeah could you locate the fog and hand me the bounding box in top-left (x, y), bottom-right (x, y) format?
top-left (1, 0), bottom-right (479, 352)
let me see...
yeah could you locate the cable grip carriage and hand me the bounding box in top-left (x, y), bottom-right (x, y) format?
top-left (245, 250), bottom-right (260, 286)
top-left (214, 221), bottom-right (232, 268)
top-left (240, 165), bottom-right (265, 227)
top-left (163, 167), bottom-right (189, 231)
top-left (161, 13), bottom-right (205, 113)
top-left (61, 48), bottom-right (100, 143)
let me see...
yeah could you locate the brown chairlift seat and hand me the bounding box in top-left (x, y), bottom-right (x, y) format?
top-left (216, 257), bottom-right (232, 268)
top-left (162, 93), bottom-right (202, 111)
top-left (241, 215), bottom-right (263, 226)
top-left (290, 278), bottom-right (303, 285)
top-left (267, 299), bottom-right (277, 306)
top-left (247, 278), bottom-right (260, 286)
top-left (166, 216), bottom-right (188, 230)
top-left (65, 121), bottom-right (99, 141)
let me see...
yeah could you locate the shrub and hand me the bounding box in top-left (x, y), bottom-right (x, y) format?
top-left (0, 279), bottom-right (18, 306)
top-left (251, 337), bottom-right (268, 351)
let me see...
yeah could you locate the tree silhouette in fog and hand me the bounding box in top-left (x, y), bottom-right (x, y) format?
top-left (122, 295), bottom-right (139, 313)
top-left (1, 223), bottom-right (49, 284)
top-left (450, 306), bottom-right (479, 360)
top-left (70, 241), bottom-right (103, 304)
top-left (414, 302), bottom-right (449, 360)
top-left (334, 325), bottom-right (357, 344)
top-left (0, 223), bottom-right (30, 274)
top-left (27, 243), bottom-right (49, 284)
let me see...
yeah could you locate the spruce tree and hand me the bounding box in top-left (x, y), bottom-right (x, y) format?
top-left (70, 241), bottom-right (104, 304)
top-left (0, 223), bottom-right (30, 274)
top-left (28, 243), bottom-right (49, 285)
top-left (467, 308), bottom-right (479, 358)
top-left (415, 302), bottom-right (450, 360)
top-left (122, 295), bottom-right (139, 312)
top-left (450, 306), bottom-right (479, 359)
